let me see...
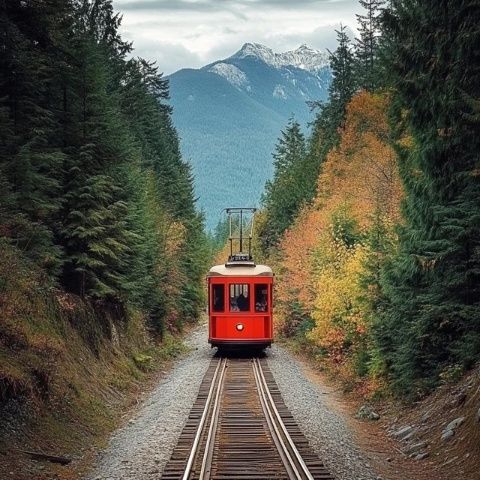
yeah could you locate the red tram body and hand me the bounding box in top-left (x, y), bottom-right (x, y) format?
top-left (207, 263), bottom-right (273, 350)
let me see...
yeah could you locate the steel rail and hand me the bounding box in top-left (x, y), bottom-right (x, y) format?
top-left (182, 357), bottom-right (227, 480)
top-left (253, 357), bottom-right (315, 480)
top-left (252, 357), bottom-right (301, 479)
top-left (198, 355), bottom-right (227, 479)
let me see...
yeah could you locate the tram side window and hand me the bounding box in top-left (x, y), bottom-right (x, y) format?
top-left (212, 284), bottom-right (225, 312)
top-left (255, 284), bottom-right (268, 312)
top-left (230, 284), bottom-right (249, 312)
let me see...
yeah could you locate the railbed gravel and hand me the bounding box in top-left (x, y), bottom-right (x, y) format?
top-left (87, 323), bottom-right (214, 480)
top-left (267, 344), bottom-right (378, 480)
top-left (87, 324), bottom-right (378, 480)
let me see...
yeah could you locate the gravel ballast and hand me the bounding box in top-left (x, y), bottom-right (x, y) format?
top-left (86, 324), bottom-right (214, 480)
top-left (87, 324), bottom-right (378, 480)
top-left (267, 345), bottom-right (378, 480)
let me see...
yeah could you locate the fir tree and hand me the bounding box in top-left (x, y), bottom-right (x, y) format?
top-left (354, 0), bottom-right (385, 91)
top-left (0, 0), bottom-right (69, 274)
top-left (260, 118), bottom-right (307, 249)
top-left (325, 25), bottom-right (357, 132)
top-left (375, 0), bottom-right (480, 395)
top-left (309, 25), bottom-right (356, 168)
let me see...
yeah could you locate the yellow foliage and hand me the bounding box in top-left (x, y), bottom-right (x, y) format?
top-left (272, 91), bottom-right (404, 389)
top-left (309, 236), bottom-right (368, 360)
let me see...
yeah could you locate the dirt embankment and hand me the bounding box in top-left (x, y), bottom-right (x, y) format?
top-left (0, 289), bottom-right (187, 480)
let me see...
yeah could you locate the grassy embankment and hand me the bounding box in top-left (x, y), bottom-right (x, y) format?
top-left (0, 242), bottom-right (188, 479)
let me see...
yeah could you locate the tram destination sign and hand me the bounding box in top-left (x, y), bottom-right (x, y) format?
top-left (230, 254), bottom-right (250, 262)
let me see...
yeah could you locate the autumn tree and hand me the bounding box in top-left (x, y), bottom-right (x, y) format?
top-left (273, 92), bottom-right (402, 390)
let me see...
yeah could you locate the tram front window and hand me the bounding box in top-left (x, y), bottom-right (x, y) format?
top-left (230, 284), bottom-right (249, 312)
top-left (212, 284), bottom-right (225, 312)
top-left (255, 284), bottom-right (268, 312)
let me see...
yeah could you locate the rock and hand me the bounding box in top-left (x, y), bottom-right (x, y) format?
top-left (402, 430), bottom-right (417, 442)
top-left (441, 416), bottom-right (465, 441)
top-left (393, 425), bottom-right (414, 439)
top-left (415, 452), bottom-right (429, 461)
top-left (441, 429), bottom-right (454, 441)
top-left (420, 411), bottom-right (431, 423)
top-left (445, 416), bottom-right (465, 431)
top-left (404, 441), bottom-right (427, 455)
top-left (451, 390), bottom-right (467, 408)
top-left (356, 405), bottom-right (380, 421)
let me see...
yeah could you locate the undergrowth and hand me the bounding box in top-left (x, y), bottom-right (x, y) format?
top-left (0, 241), bottom-right (188, 472)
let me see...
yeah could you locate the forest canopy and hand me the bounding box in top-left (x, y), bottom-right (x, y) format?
top-left (258, 0), bottom-right (480, 398)
top-left (0, 0), bottom-right (209, 336)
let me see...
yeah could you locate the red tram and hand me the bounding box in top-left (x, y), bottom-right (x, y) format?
top-left (207, 208), bottom-right (274, 350)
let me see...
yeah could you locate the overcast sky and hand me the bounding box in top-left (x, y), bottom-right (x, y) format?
top-left (112, 0), bottom-right (360, 75)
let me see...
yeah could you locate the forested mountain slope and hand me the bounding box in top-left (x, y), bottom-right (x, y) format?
top-left (257, 0), bottom-right (480, 398)
top-left (0, 0), bottom-right (209, 471)
top-left (168, 43), bottom-right (331, 227)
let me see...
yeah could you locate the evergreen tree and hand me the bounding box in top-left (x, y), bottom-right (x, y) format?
top-left (324, 25), bottom-right (357, 132)
top-left (375, 0), bottom-right (480, 395)
top-left (260, 118), bottom-right (307, 249)
top-left (308, 25), bottom-right (356, 175)
top-left (59, 3), bottom-right (133, 299)
top-left (0, 0), bottom-right (69, 274)
top-left (354, 0), bottom-right (385, 91)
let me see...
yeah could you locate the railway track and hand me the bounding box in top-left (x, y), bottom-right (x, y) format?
top-left (161, 356), bottom-right (334, 480)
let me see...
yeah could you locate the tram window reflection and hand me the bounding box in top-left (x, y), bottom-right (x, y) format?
top-left (255, 284), bottom-right (268, 312)
top-left (229, 284), bottom-right (249, 312)
top-left (212, 284), bottom-right (225, 312)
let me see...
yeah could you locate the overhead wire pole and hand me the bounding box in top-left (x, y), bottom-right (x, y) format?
top-left (240, 209), bottom-right (243, 253)
top-left (224, 208), bottom-right (257, 264)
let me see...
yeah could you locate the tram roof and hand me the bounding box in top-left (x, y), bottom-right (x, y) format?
top-left (207, 264), bottom-right (273, 277)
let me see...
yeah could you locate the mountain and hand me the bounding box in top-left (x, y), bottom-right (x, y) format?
top-left (167, 43), bottom-right (331, 228)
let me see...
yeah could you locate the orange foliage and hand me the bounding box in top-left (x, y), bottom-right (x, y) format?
top-left (273, 91), bottom-right (403, 386)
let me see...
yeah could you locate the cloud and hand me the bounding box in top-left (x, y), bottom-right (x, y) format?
top-left (113, 0), bottom-right (360, 73)
top-left (116, 0), bottom-right (357, 10)
top-left (118, 0), bottom-right (218, 11)
top-left (266, 24), bottom-right (356, 53)
top-left (126, 37), bottom-right (205, 73)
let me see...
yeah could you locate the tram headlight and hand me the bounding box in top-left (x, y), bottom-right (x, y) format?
top-left (236, 323), bottom-right (244, 331)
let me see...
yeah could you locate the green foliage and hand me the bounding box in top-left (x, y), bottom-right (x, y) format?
top-left (259, 118), bottom-right (308, 250)
top-left (0, 0), bottom-right (208, 337)
top-left (311, 24), bottom-right (357, 146)
top-left (0, 0), bottom-right (67, 274)
top-left (354, 0), bottom-right (386, 91)
top-left (375, 0), bottom-right (480, 396)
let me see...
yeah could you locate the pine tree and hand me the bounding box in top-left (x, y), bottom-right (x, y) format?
top-left (354, 0), bottom-right (385, 91)
top-left (59, 3), bottom-right (133, 299)
top-left (325, 25), bottom-right (357, 132)
top-left (260, 118), bottom-right (307, 249)
top-left (375, 0), bottom-right (480, 395)
top-left (0, 0), bottom-right (69, 274)
top-left (309, 25), bottom-right (356, 168)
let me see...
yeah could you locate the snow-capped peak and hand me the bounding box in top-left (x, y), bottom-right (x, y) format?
top-left (208, 63), bottom-right (250, 90)
top-left (232, 43), bottom-right (329, 73)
